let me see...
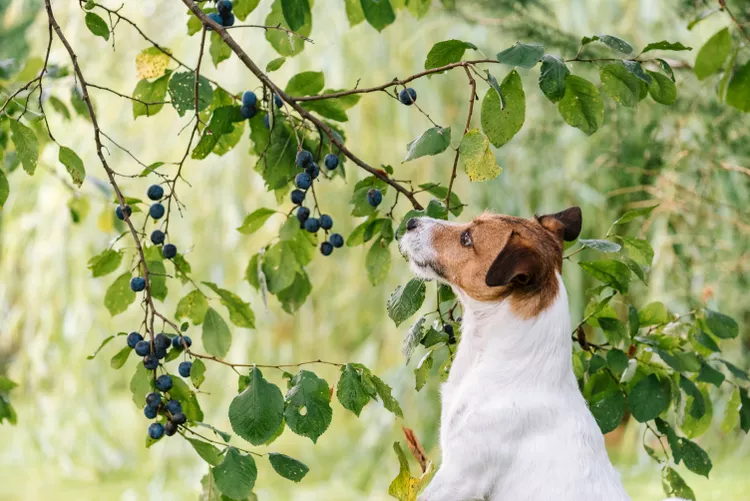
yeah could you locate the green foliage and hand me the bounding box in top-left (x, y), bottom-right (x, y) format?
top-left (480, 70), bottom-right (525, 147)
top-left (403, 126), bottom-right (451, 162)
top-left (229, 367), bottom-right (285, 445)
top-left (202, 307), bottom-right (233, 357)
top-left (212, 448), bottom-right (258, 500)
top-left (268, 453), bottom-right (309, 482)
top-left (283, 370), bottom-right (332, 443)
top-left (557, 75), bottom-right (603, 135)
top-left (424, 39), bottom-right (476, 70)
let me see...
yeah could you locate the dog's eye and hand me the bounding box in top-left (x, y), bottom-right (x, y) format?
top-left (460, 230), bottom-right (473, 247)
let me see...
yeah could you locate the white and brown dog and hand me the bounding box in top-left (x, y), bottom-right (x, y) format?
top-left (399, 208), bottom-right (683, 501)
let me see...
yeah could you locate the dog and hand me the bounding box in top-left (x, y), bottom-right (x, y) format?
top-left (398, 208), bottom-right (684, 501)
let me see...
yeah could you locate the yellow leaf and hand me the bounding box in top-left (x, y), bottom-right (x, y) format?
top-left (135, 47), bottom-right (171, 80)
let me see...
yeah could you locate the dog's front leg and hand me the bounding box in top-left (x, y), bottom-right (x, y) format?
top-left (417, 456), bottom-right (489, 501)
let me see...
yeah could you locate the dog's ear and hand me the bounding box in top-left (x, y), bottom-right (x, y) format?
top-left (485, 232), bottom-right (542, 288)
top-left (538, 206), bottom-right (582, 242)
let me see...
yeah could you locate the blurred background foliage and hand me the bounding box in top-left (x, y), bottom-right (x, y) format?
top-left (1, 0), bottom-right (749, 499)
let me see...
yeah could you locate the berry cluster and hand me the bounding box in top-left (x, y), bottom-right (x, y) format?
top-left (208, 0), bottom-right (235, 27)
top-left (291, 149), bottom-right (346, 256)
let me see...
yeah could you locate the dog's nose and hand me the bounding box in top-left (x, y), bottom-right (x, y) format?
top-left (406, 218), bottom-right (419, 231)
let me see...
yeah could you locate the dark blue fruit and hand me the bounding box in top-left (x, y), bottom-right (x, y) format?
top-left (217, 0), bottom-right (233, 16)
top-left (319, 214), bottom-right (333, 230)
top-left (240, 104), bottom-right (256, 119)
top-left (154, 333), bottom-right (170, 351)
top-left (182, 335), bottom-right (192, 347)
top-left (164, 420), bottom-right (178, 436)
top-left (147, 185), bottom-right (164, 201)
top-left (295, 172), bottom-right (312, 190)
top-left (115, 205), bottom-right (132, 221)
top-left (399, 87), bottom-right (417, 105)
top-left (148, 422), bottom-right (164, 440)
top-left (222, 12), bottom-right (235, 26)
top-left (296, 206), bottom-right (310, 223)
top-left (149, 203), bottom-right (165, 220)
top-left (274, 94), bottom-right (283, 108)
top-left (178, 361), bottom-right (192, 378)
top-left (127, 332), bottom-right (143, 349)
top-left (207, 12), bottom-right (223, 28)
top-left (144, 405), bottom-right (158, 419)
top-left (155, 375), bottom-right (173, 392)
top-left (146, 392), bottom-right (161, 408)
top-left (143, 355), bottom-right (159, 370)
top-left (291, 189), bottom-right (305, 205)
top-left (367, 189), bottom-right (383, 207)
top-left (296, 150), bottom-right (313, 168)
top-left (165, 400), bottom-right (182, 415)
top-left (320, 242), bottom-right (333, 256)
top-left (154, 346), bottom-right (167, 360)
top-left (172, 412), bottom-right (187, 425)
top-left (324, 153), bottom-right (339, 170)
top-left (151, 230), bottom-right (165, 245)
top-left (304, 218), bottom-right (320, 233)
top-left (130, 277), bottom-right (146, 292)
top-left (135, 340), bottom-right (151, 357)
top-left (163, 244), bottom-right (177, 259)
top-left (329, 233), bottom-right (344, 248)
top-left (172, 335), bottom-right (192, 349)
top-left (306, 163), bottom-right (319, 179)
top-left (263, 114), bottom-right (270, 129)
top-left (445, 324), bottom-right (456, 344)
top-left (242, 91), bottom-right (257, 107)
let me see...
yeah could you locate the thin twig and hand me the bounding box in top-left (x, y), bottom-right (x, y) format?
top-left (445, 66), bottom-right (476, 210)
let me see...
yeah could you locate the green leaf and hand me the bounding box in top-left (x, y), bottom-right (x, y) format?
top-left (704, 309), bottom-right (738, 339)
top-left (726, 60), bottom-right (750, 112)
top-left (647, 70), bottom-right (677, 105)
top-left (132, 73), bottom-right (170, 119)
top-left (280, 0), bottom-right (310, 31)
top-left (350, 176), bottom-right (388, 217)
top-left (229, 367), bottom-right (285, 445)
top-left (202, 282), bottom-right (255, 329)
top-left (579, 260), bottom-right (631, 293)
top-left (414, 351), bottom-right (433, 391)
top-left (168, 71), bottom-right (213, 116)
top-left (285, 71), bottom-right (324, 96)
top-left (0, 169), bottom-right (8, 209)
top-left (238, 208), bottom-right (277, 235)
top-left (583, 34), bottom-right (632, 54)
top-left (402, 317), bottom-right (426, 363)
top-left (58, 146), bottom-right (85, 187)
top-left (619, 236), bottom-right (653, 266)
top-left (662, 467), bottom-right (696, 501)
top-left (188, 358), bottom-right (206, 389)
top-left (209, 32), bottom-right (232, 67)
top-left (538, 54), bottom-right (570, 103)
top-left (85, 12), bottom-right (109, 41)
top-left (10, 120), bottom-right (38, 175)
top-left (496, 42), bottom-right (544, 69)
top-left (590, 389), bottom-right (626, 434)
top-left (481, 69), bottom-right (525, 148)
top-left (403, 126), bottom-right (451, 162)
top-left (345, 0), bottom-right (365, 25)
top-left (642, 40), bottom-right (692, 53)
top-left (696, 361), bottom-right (724, 387)
top-left (130, 363), bottom-right (151, 408)
top-left (169, 376), bottom-right (204, 421)
top-left (212, 448), bottom-right (257, 500)
top-left (336, 364), bottom-right (372, 416)
top-left (301, 99), bottom-right (349, 122)
top-left (607, 349), bottom-right (629, 377)
top-left (600, 62), bottom-right (643, 108)
top-left (146, 260), bottom-right (167, 302)
top-left (86, 334), bottom-right (120, 360)
top-left (366, 238), bottom-right (391, 286)
top-left (0, 376), bottom-right (18, 392)
top-left (424, 39), bottom-right (475, 70)
top-left (417, 184), bottom-right (463, 216)
top-left (387, 279), bottom-right (427, 327)
top-left (459, 129), bottom-right (501, 182)
top-left (193, 106), bottom-right (244, 159)
top-left (202, 307), bottom-right (232, 357)
top-left (627, 373), bottom-right (671, 422)
top-left (740, 389), bottom-right (750, 433)
top-left (265, 0), bottom-right (311, 57)
top-left (680, 438), bottom-right (712, 477)
top-left (638, 302), bottom-right (669, 326)
top-left (694, 28), bottom-right (731, 80)
top-left (579, 239), bottom-right (621, 253)
top-left (234, 0), bottom-right (261, 20)
top-left (388, 442), bottom-right (431, 500)
top-left (721, 386), bottom-right (741, 433)
top-left (87, 249), bottom-right (122, 277)
top-left (269, 453), bottom-right (309, 482)
top-left (360, 0), bottom-right (396, 32)
top-left (613, 204), bottom-right (658, 225)
top-left (278, 272), bottom-right (313, 314)
top-left (557, 75), bottom-right (603, 135)
top-left (266, 57), bottom-right (286, 72)
top-left (187, 438), bottom-right (223, 466)
top-left (368, 373), bottom-right (403, 418)
top-left (485, 70), bottom-right (505, 108)
top-left (109, 346), bottom-right (131, 369)
top-left (104, 272), bottom-right (136, 316)
top-left (175, 290), bottom-right (209, 325)
top-left (284, 370), bottom-right (332, 443)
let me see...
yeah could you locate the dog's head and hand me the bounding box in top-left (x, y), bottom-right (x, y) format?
top-left (398, 207), bottom-right (581, 317)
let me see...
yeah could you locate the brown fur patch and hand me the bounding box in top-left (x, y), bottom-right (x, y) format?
top-left (431, 208), bottom-right (581, 318)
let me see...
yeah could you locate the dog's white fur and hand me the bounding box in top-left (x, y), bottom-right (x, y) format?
top-left (400, 217), bottom-right (683, 501)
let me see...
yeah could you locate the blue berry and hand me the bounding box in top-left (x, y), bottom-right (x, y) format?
top-left (149, 203), bottom-right (165, 220)
top-left (172, 412), bottom-right (187, 425)
top-left (240, 104), bottom-right (256, 119)
top-left (399, 87), bottom-right (417, 105)
top-left (207, 12), bottom-right (223, 28)
top-left (295, 172), bottom-right (312, 190)
top-left (296, 206), bottom-right (310, 223)
top-left (263, 114), bottom-right (270, 129)
top-left (130, 277), bottom-right (146, 292)
top-left (217, 0), bottom-right (233, 16)
top-left (135, 340), bottom-right (151, 357)
top-left (164, 420), bottom-right (178, 436)
top-left (151, 230), bottom-right (165, 245)
top-left (291, 189), bottom-right (305, 205)
top-left (367, 189), bottom-right (383, 207)
top-left (155, 375), bottom-right (173, 392)
top-left (222, 12), bottom-right (235, 26)
top-left (178, 361), bottom-right (192, 378)
top-left (274, 94), bottom-right (283, 108)
top-left (154, 333), bottom-right (170, 351)
top-left (115, 205), bottom-right (132, 221)
top-left (320, 242), bottom-right (333, 256)
top-left (155, 346), bottom-right (167, 360)
top-left (329, 233), bottom-right (344, 248)
top-left (324, 153), bottom-right (339, 170)
top-left (306, 163), bottom-right (320, 179)
top-left (296, 150), bottom-right (313, 168)
top-left (127, 332), bottom-right (143, 348)
top-left (172, 335), bottom-right (191, 349)
top-left (148, 422), bottom-right (164, 440)
top-left (144, 405), bottom-right (158, 419)
top-left (165, 399), bottom-right (182, 415)
top-left (183, 335), bottom-right (192, 347)
top-left (147, 184), bottom-right (164, 201)
top-left (319, 214), bottom-right (333, 230)
top-left (145, 392), bottom-right (161, 408)
top-left (304, 217), bottom-right (320, 233)
top-left (242, 91), bottom-right (257, 107)
top-left (163, 244), bottom-right (177, 259)
top-left (143, 355), bottom-right (159, 370)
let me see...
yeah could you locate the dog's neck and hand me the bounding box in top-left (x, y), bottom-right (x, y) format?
top-left (450, 274), bottom-right (575, 389)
